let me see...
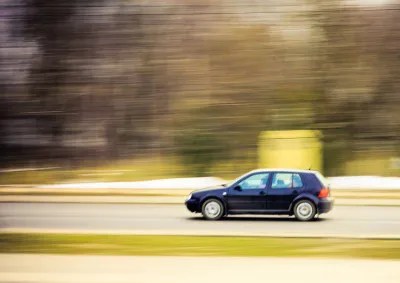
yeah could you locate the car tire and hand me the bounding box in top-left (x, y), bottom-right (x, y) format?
top-left (294, 200), bottom-right (316, 221)
top-left (201, 199), bottom-right (224, 220)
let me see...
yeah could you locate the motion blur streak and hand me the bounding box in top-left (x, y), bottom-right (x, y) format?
top-left (0, 0), bottom-right (399, 177)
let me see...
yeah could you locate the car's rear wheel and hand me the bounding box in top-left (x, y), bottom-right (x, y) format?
top-left (294, 200), bottom-right (316, 221)
top-left (201, 199), bottom-right (224, 220)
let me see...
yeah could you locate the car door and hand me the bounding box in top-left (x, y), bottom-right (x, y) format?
top-left (267, 172), bottom-right (303, 211)
top-left (226, 172), bottom-right (270, 211)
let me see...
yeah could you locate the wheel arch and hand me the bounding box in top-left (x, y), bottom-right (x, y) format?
top-left (200, 195), bottom-right (227, 215)
top-left (289, 194), bottom-right (318, 213)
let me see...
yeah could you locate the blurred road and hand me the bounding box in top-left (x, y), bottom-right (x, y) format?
top-left (1, 254), bottom-right (399, 283)
top-left (1, 203), bottom-right (400, 238)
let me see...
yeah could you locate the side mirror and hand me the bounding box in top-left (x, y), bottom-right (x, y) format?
top-left (234, 185), bottom-right (242, 191)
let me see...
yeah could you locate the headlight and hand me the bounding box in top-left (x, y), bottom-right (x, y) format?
top-left (186, 193), bottom-right (192, 201)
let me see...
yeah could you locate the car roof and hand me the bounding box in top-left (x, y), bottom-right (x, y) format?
top-left (249, 168), bottom-right (320, 174)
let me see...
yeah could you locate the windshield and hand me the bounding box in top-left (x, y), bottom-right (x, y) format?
top-left (225, 172), bottom-right (255, 187)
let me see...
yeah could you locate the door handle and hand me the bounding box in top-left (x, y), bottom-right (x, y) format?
top-left (259, 191), bottom-right (266, 195)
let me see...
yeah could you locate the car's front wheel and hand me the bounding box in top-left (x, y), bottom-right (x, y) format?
top-left (294, 200), bottom-right (316, 221)
top-left (201, 199), bottom-right (224, 220)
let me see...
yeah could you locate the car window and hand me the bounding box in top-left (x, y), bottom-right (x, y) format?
top-left (292, 173), bottom-right (303, 188)
top-left (271, 173), bottom-right (292, 189)
top-left (238, 173), bottom-right (270, 190)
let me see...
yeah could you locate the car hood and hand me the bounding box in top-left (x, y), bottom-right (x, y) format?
top-left (192, 185), bottom-right (227, 195)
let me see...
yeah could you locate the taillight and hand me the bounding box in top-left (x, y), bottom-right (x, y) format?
top-left (318, 187), bottom-right (330, 198)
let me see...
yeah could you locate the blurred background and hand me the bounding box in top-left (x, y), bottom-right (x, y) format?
top-left (1, 2), bottom-right (400, 281)
top-left (1, 0), bottom-right (400, 182)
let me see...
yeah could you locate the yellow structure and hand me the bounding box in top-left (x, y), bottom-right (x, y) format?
top-left (258, 130), bottom-right (323, 172)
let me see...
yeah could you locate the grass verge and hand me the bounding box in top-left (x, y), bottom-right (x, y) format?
top-left (0, 155), bottom-right (253, 185)
top-left (0, 156), bottom-right (186, 185)
top-left (1, 233), bottom-right (399, 259)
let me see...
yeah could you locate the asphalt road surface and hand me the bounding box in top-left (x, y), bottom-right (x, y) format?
top-left (1, 254), bottom-right (399, 283)
top-left (1, 203), bottom-right (400, 237)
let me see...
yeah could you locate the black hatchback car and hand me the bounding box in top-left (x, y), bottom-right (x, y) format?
top-left (185, 169), bottom-right (333, 221)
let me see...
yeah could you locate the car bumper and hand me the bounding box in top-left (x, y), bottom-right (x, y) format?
top-left (318, 197), bottom-right (334, 214)
top-left (185, 199), bottom-right (200, 212)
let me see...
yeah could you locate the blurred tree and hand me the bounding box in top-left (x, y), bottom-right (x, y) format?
top-left (172, 23), bottom-right (280, 174)
top-left (22, 0), bottom-right (80, 146)
top-left (20, 0), bottom-right (155, 158)
top-left (311, 1), bottom-right (400, 174)
top-left (1, 0), bottom-right (399, 176)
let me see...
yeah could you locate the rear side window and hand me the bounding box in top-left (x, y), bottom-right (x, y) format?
top-left (292, 174), bottom-right (303, 188)
top-left (271, 173), bottom-right (303, 189)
